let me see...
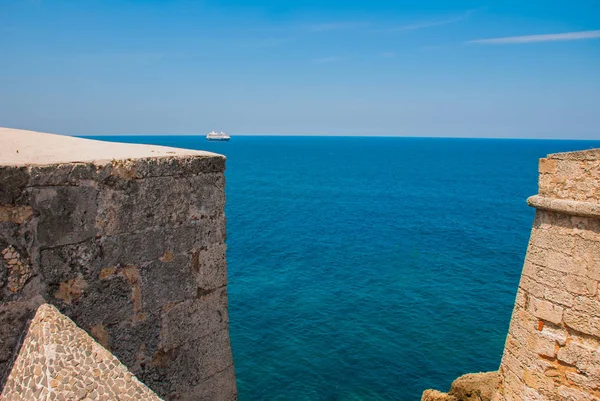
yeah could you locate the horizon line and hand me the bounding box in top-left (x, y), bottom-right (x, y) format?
top-left (76, 133), bottom-right (600, 141)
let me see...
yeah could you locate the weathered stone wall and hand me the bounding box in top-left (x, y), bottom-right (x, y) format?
top-left (0, 128), bottom-right (236, 400)
top-left (422, 148), bottom-right (599, 401)
top-left (493, 149), bottom-right (600, 401)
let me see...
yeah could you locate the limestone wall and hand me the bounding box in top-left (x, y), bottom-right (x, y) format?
top-left (0, 128), bottom-right (236, 400)
top-left (493, 149), bottom-right (600, 401)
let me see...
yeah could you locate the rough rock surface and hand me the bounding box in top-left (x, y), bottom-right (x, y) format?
top-left (1, 303), bottom-right (162, 400)
top-left (449, 372), bottom-right (500, 401)
top-left (422, 372), bottom-right (499, 401)
top-left (422, 389), bottom-right (458, 401)
top-left (0, 127), bottom-right (236, 400)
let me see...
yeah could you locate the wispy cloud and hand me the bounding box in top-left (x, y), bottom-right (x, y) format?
top-left (311, 56), bottom-right (344, 64)
top-left (376, 9), bottom-right (475, 33)
top-left (468, 30), bottom-right (600, 44)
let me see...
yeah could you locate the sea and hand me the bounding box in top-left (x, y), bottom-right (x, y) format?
top-left (87, 135), bottom-right (600, 401)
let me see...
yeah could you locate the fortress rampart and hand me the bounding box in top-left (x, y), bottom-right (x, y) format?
top-left (493, 149), bottom-right (600, 401)
top-left (424, 148), bottom-right (600, 401)
top-left (0, 128), bottom-right (236, 400)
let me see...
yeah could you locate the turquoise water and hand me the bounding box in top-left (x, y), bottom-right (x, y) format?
top-left (89, 136), bottom-right (600, 400)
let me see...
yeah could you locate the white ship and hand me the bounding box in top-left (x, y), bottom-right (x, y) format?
top-left (206, 131), bottom-right (230, 141)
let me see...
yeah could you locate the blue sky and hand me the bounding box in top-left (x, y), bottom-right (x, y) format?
top-left (1, 0), bottom-right (599, 138)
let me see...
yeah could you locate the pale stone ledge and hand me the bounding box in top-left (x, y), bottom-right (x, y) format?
top-left (527, 195), bottom-right (600, 218)
top-left (0, 127), bottom-right (222, 166)
top-left (546, 148), bottom-right (600, 161)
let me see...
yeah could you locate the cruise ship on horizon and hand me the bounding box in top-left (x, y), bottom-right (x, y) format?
top-left (206, 131), bottom-right (231, 141)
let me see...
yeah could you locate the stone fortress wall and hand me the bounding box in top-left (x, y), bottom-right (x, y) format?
top-left (0, 127), bottom-right (236, 400)
top-left (424, 148), bottom-right (600, 401)
top-left (493, 149), bottom-right (600, 401)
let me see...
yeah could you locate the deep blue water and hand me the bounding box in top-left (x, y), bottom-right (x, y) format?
top-left (88, 136), bottom-right (600, 400)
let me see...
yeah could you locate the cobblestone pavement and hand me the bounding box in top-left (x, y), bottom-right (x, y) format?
top-left (1, 303), bottom-right (162, 401)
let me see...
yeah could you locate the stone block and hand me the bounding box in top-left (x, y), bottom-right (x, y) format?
top-left (0, 167), bottom-right (28, 204)
top-left (543, 286), bottom-right (574, 307)
top-left (509, 308), bottom-right (539, 346)
top-left (195, 216), bottom-right (227, 246)
top-left (572, 296), bottom-right (600, 318)
top-left (539, 158), bottom-right (558, 174)
top-left (563, 309), bottom-right (600, 337)
top-left (140, 254), bottom-right (198, 312)
top-left (529, 332), bottom-right (557, 358)
top-left (160, 287), bottom-right (229, 349)
top-left (565, 275), bottom-right (597, 296)
top-left (537, 173), bottom-right (556, 198)
top-left (39, 239), bottom-right (102, 284)
top-left (65, 274), bottom-right (135, 327)
top-left (535, 267), bottom-right (566, 288)
top-left (525, 245), bottom-right (548, 267)
top-left (133, 155), bottom-right (225, 179)
top-left (521, 260), bottom-right (538, 279)
top-left (105, 312), bottom-right (161, 372)
top-left (27, 164), bottom-right (76, 186)
top-left (502, 368), bottom-right (526, 399)
top-left (163, 327), bottom-right (233, 387)
top-left (500, 348), bottom-right (528, 380)
top-left (192, 244), bottom-right (228, 290)
top-left (523, 368), bottom-right (557, 396)
top-left (539, 324), bottom-right (567, 346)
top-left (529, 229), bottom-right (575, 255)
top-left (558, 334), bottom-right (600, 377)
top-left (31, 186), bottom-right (99, 247)
top-left (577, 239), bottom-right (600, 281)
top-left (514, 291), bottom-right (527, 309)
top-left (99, 231), bottom-right (167, 267)
top-left (519, 276), bottom-right (545, 299)
top-left (528, 296), bottom-right (564, 325)
top-left (181, 365), bottom-right (237, 401)
top-left (98, 175), bottom-right (225, 236)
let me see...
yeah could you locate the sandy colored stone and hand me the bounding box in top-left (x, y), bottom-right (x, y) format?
top-left (0, 127), bottom-right (220, 166)
top-left (422, 389), bottom-right (458, 401)
top-left (422, 372), bottom-right (500, 401)
top-left (494, 148), bottom-right (600, 401)
top-left (433, 148), bottom-right (600, 401)
top-left (451, 372), bottom-right (501, 401)
top-left (527, 296), bottom-right (564, 325)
